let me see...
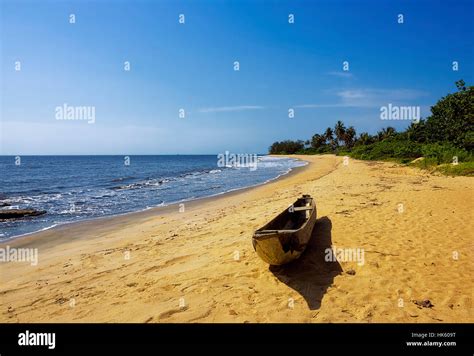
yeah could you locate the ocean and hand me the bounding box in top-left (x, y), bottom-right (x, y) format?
top-left (0, 155), bottom-right (305, 239)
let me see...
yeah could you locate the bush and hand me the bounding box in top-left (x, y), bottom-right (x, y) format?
top-left (420, 142), bottom-right (471, 164)
top-left (269, 140), bottom-right (305, 154)
top-left (435, 161), bottom-right (474, 176)
top-left (424, 81), bottom-right (474, 150)
top-left (349, 139), bottom-right (423, 161)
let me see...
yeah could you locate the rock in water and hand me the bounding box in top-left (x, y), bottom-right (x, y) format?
top-left (0, 209), bottom-right (47, 219)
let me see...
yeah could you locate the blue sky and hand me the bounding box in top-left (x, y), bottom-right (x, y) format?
top-left (1, 0), bottom-right (473, 154)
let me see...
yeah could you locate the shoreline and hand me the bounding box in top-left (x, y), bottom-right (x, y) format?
top-left (0, 157), bottom-right (310, 249)
top-left (1, 154), bottom-right (472, 323)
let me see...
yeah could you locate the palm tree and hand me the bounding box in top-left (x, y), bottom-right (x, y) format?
top-left (385, 127), bottom-right (396, 136)
top-left (377, 127), bottom-right (396, 141)
top-left (311, 134), bottom-right (326, 149)
top-left (334, 120), bottom-right (346, 146)
top-left (324, 127), bottom-right (335, 149)
top-left (406, 119), bottom-right (426, 142)
top-left (344, 126), bottom-right (357, 148)
top-left (357, 132), bottom-right (373, 146)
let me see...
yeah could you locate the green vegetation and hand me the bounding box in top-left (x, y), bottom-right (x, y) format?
top-left (268, 140), bottom-right (305, 154)
top-left (269, 80), bottom-right (474, 176)
top-left (434, 161), bottom-right (474, 176)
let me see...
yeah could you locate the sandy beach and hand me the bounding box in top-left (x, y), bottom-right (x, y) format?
top-left (0, 154), bottom-right (472, 323)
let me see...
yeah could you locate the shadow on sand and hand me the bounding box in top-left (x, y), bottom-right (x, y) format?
top-left (270, 216), bottom-right (342, 310)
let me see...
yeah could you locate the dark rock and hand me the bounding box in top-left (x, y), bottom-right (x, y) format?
top-left (346, 268), bottom-right (356, 275)
top-left (412, 299), bottom-right (434, 308)
top-left (0, 202), bottom-right (11, 207)
top-left (0, 209), bottom-right (47, 219)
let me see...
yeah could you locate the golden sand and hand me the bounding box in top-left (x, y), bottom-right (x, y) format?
top-left (0, 155), bottom-right (472, 322)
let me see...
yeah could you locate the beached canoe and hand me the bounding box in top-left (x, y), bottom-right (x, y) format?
top-left (252, 194), bottom-right (317, 265)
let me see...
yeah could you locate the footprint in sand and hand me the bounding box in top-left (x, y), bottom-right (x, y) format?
top-left (157, 306), bottom-right (189, 320)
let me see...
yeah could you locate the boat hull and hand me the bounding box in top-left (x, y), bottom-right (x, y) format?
top-left (252, 196), bottom-right (317, 265)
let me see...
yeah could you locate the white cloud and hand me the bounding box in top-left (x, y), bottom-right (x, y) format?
top-left (326, 71), bottom-right (353, 78)
top-left (296, 88), bottom-right (429, 109)
top-left (337, 88), bottom-right (428, 107)
top-left (295, 103), bottom-right (350, 108)
top-left (198, 105), bottom-right (264, 113)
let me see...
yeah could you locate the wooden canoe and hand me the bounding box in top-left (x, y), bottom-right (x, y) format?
top-left (252, 195), bottom-right (317, 265)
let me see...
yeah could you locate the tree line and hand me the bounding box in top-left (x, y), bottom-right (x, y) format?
top-left (269, 80), bottom-right (473, 155)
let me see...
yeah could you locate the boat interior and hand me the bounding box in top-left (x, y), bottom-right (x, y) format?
top-left (258, 196), bottom-right (313, 232)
